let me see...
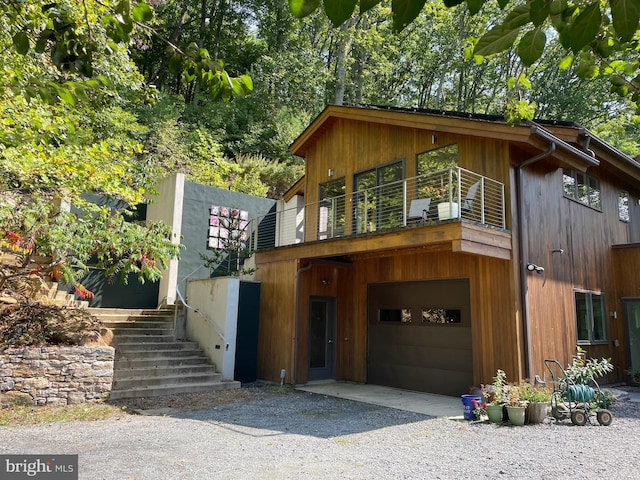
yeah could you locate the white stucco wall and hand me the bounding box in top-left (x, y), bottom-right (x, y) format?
top-left (185, 277), bottom-right (239, 381)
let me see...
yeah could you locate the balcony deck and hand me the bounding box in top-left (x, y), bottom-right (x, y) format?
top-left (253, 220), bottom-right (512, 263)
top-left (248, 167), bottom-right (512, 262)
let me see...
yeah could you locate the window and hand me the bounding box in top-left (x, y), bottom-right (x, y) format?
top-left (619, 191), bottom-right (630, 222)
top-left (416, 144), bottom-right (458, 176)
top-left (575, 291), bottom-right (606, 344)
top-left (379, 308), bottom-right (412, 323)
top-left (421, 308), bottom-right (461, 324)
top-left (318, 178), bottom-right (346, 239)
top-left (353, 160), bottom-right (404, 233)
top-left (563, 169), bottom-right (601, 210)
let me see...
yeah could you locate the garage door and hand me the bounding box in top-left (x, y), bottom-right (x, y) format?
top-left (367, 279), bottom-right (472, 397)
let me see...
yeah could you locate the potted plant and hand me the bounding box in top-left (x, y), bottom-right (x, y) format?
top-left (505, 385), bottom-right (529, 426)
top-left (519, 382), bottom-right (551, 424)
top-left (627, 369), bottom-right (640, 384)
top-left (485, 369), bottom-right (508, 424)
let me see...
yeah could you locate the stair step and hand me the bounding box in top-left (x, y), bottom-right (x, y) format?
top-left (96, 307), bottom-right (224, 399)
top-left (115, 335), bottom-right (177, 344)
top-left (110, 328), bottom-right (174, 337)
top-left (116, 348), bottom-right (205, 360)
top-left (113, 372), bottom-right (222, 389)
top-left (102, 321), bottom-right (173, 335)
top-left (115, 356), bottom-right (212, 369)
top-left (117, 342), bottom-right (198, 352)
top-left (114, 364), bottom-right (217, 379)
top-left (108, 381), bottom-right (241, 400)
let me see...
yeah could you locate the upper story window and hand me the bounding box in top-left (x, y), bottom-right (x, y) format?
top-left (562, 169), bottom-right (601, 210)
top-left (619, 191), bottom-right (630, 222)
top-left (575, 290), bottom-right (607, 345)
top-left (417, 144), bottom-right (458, 176)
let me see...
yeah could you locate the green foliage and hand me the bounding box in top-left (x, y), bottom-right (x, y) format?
top-left (564, 347), bottom-right (614, 385)
top-left (289, 0), bottom-right (640, 121)
top-left (3, 0), bottom-right (252, 106)
top-left (487, 369), bottom-right (508, 406)
top-left (518, 382), bottom-right (552, 403)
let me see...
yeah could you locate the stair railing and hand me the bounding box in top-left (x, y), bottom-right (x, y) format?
top-left (175, 284), bottom-right (229, 351)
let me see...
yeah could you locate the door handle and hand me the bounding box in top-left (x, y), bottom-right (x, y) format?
top-left (328, 339), bottom-right (334, 344)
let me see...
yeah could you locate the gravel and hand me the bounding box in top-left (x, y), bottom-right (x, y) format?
top-left (2, 387), bottom-right (639, 480)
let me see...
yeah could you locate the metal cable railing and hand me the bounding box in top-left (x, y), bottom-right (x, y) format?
top-left (246, 167), bottom-right (505, 252)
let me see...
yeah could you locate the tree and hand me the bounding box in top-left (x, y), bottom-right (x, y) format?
top-left (290, 0), bottom-right (640, 120)
top-left (2, 0), bottom-right (253, 106)
top-left (0, 1), bottom-right (183, 297)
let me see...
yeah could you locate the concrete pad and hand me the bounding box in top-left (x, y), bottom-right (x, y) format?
top-left (296, 381), bottom-right (463, 419)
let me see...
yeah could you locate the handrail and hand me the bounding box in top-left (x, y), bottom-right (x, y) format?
top-left (175, 284), bottom-right (228, 350)
top-left (246, 166), bottom-right (506, 252)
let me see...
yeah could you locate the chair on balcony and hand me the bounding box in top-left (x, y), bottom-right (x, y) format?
top-left (408, 198), bottom-right (432, 224)
top-left (462, 180), bottom-right (481, 220)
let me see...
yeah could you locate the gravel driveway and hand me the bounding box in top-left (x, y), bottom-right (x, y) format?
top-left (2, 388), bottom-right (639, 480)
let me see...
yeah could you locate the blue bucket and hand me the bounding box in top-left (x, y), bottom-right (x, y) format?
top-left (461, 394), bottom-right (481, 420)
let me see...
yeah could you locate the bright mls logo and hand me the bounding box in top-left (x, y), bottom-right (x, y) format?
top-left (0, 455), bottom-right (78, 479)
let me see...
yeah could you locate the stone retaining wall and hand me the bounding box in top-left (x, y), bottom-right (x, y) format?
top-left (0, 346), bottom-right (114, 406)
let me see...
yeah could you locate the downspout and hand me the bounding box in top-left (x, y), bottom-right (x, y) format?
top-left (293, 261), bottom-right (313, 385)
top-left (516, 143), bottom-right (555, 380)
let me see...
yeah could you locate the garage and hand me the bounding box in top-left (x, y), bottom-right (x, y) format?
top-left (367, 279), bottom-right (472, 396)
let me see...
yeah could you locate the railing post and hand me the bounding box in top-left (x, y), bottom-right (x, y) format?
top-left (501, 183), bottom-right (506, 229)
top-left (364, 189), bottom-right (369, 232)
top-left (403, 180), bottom-right (408, 226)
top-left (480, 178), bottom-right (485, 225)
top-left (450, 167), bottom-right (462, 220)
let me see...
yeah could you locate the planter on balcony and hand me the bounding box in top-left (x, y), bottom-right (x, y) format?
top-left (438, 202), bottom-right (459, 221)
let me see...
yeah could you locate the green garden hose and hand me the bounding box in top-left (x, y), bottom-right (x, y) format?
top-left (566, 384), bottom-right (596, 403)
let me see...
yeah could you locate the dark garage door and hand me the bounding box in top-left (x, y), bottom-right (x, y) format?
top-left (367, 279), bottom-right (472, 397)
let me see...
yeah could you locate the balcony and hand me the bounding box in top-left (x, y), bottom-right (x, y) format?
top-left (247, 167), bottom-right (509, 259)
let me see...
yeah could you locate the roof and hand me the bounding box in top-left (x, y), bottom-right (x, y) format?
top-left (289, 104), bottom-right (640, 180)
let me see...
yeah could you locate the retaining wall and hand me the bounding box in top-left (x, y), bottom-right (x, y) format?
top-left (0, 346), bottom-right (114, 406)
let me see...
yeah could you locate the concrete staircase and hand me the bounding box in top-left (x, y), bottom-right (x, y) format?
top-left (89, 308), bottom-right (240, 400)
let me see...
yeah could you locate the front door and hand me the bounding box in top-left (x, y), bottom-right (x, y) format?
top-left (307, 296), bottom-right (336, 381)
top-left (623, 299), bottom-right (640, 380)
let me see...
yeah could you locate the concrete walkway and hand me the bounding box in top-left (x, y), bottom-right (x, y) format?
top-left (296, 382), bottom-right (640, 418)
top-left (296, 382), bottom-right (464, 418)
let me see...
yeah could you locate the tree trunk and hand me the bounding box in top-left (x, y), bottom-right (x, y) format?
top-left (333, 21), bottom-right (355, 105)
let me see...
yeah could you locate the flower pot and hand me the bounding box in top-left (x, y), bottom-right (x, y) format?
top-left (527, 402), bottom-right (550, 424)
top-left (507, 406), bottom-right (526, 426)
top-left (438, 202), bottom-right (459, 221)
top-left (486, 404), bottom-right (504, 424)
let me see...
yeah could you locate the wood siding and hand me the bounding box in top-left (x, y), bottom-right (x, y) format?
top-left (256, 249), bottom-right (522, 388)
top-left (256, 108), bottom-right (640, 393)
top-left (302, 118), bottom-right (512, 239)
top-left (517, 158), bottom-right (640, 382)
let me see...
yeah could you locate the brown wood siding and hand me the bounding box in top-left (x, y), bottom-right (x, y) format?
top-left (340, 250), bottom-right (520, 388)
top-left (302, 118), bottom-right (513, 240)
top-left (255, 250), bottom-right (521, 388)
top-left (255, 259), bottom-right (298, 383)
top-left (517, 160), bottom-right (638, 382)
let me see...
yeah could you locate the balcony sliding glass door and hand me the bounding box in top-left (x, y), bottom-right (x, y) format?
top-left (354, 161), bottom-right (404, 234)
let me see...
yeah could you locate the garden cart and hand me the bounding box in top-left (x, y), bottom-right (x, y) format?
top-left (544, 359), bottom-right (613, 426)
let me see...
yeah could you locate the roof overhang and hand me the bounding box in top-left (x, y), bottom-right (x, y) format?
top-left (290, 104), bottom-right (639, 179)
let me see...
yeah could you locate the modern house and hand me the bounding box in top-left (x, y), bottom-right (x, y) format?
top-left (249, 104), bottom-right (640, 396)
